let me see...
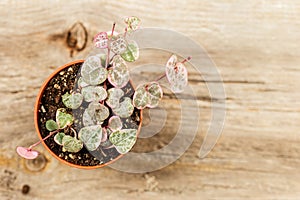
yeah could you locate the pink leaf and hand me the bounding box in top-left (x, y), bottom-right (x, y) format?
top-left (93, 32), bottom-right (108, 49)
top-left (16, 146), bottom-right (39, 159)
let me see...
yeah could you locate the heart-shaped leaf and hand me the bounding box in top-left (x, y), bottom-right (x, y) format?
top-left (106, 88), bottom-right (124, 109)
top-left (79, 125), bottom-right (102, 151)
top-left (45, 119), bottom-right (58, 131)
top-left (56, 108), bottom-right (74, 129)
top-left (121, 40), bottom-right (139, 62)
top-left (108, 55), bottom-right (130, 88)
top-left (133, 82), bottom-right (163, 109)
top-left (62, 92), bottom-right (83, 109)
top-left (146, 82), bottom-right (163, 108)
top-left (166, 55), bottom-right (188, 93)
top-left (109, 129), bottom-right (137, 154)
top-left (62, 135), bottom-right (83, 153)
top-left (77, 77), bottom-right (89, 88)
top-left (124, 16), bottom-right (141, 31)
top-left (113, 97), bottom-right (134, 118)
top-left (81, 86), bottom-right (107, 102)
top-left (93, 32), bottom-right (108, 49)
top-left (83, 102), bottom-right (109, 126)
top-left (109, 35), bottom-right (127, 55)
top-left (108, 116), bottom-right (123, 131)
top-left (16, 147), bottom-right (39, 159)
top-left (81, 55), bottom-right (107, 85)
top-left (54, 132), bottom-right (65, 146)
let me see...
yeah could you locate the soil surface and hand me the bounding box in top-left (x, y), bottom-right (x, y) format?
top-left (37, 62), bottom-right (141, 167)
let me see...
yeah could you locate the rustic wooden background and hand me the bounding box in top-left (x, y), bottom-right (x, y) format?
top-left (1, 0), bottom-right (300, 199)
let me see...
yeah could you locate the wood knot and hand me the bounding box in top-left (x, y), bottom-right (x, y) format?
top-left (66, 22), bottom-right (88, 57)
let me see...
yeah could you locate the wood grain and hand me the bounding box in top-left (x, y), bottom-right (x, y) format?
top-left (1, 0), bottom-right (300, 199)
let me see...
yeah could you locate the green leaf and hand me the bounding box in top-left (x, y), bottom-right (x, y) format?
top-left (106, 88), bottom-right (124, 109)
top-left (62, 92), bottom-right (83, 109)
top-left (108, 116), bottom-right (122, 131)
top-left (56, 108), bottom-right (74, 129)
top-left (133, 82), bottom-right (163, 109)
top-left (62, 135), bottom-right (83, 153)
top-left (81, 55), bottom-right (107, 85)
top-left (81, 86), bottom-right (107, 102)
top-left (78, 125), bottom-right (102, 151)
top-left (113, 97), bottom-right (134, 118)
top-left (109, 129), bottom-right (137, 154)
top-left (54, 132), bottom-right (65, 145)
top-left (108, 55), bottom-right (130, 88)
top-left (121, 40), bottom-right (139, 62)
top-left (45, 119), bottom-right (58, 131)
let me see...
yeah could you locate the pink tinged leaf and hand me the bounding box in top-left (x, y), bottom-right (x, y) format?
top-left (133, 82), bottom-right (163, 109)
top-left (101, 128), bottom-right (108, 142)
top-left (166, 55), bottom-right (188, 93)
top-left (109, 35), bottom-right (127, 55)
top-left (124, 16), bottom-right (141, 31)
top-left (93, 32), bottom-right (108, 49)
top-left (166, 54), bottom-right (177, 69)
top-left (108, 116), bottom-right (123, 131)
top-left (16, 147), bottom-right (39, 159)
top-left (108, 55), bottom-right (130, 88)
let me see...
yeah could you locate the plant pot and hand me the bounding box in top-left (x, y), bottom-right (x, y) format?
top-left (34, 60), bottom-right (142, 169)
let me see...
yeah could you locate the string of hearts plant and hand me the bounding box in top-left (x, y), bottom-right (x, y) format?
top-left (17, 17), bottom-right (191, 165)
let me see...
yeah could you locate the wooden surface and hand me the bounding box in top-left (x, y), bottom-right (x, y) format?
top-left (1, 0), bottom-right (300, 199)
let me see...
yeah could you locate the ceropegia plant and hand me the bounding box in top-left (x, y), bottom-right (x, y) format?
top-left (17, 16), bottom-right (191, 161)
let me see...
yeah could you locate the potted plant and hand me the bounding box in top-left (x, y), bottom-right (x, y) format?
top-left (16, 17), bottom-right (191, 169)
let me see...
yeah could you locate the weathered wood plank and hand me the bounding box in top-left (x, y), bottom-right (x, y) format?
top-left (1, 0), bottom-right (300, 199)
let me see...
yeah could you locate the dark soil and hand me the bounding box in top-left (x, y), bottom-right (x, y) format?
top-left (37, 62), bottom-right (141, 167)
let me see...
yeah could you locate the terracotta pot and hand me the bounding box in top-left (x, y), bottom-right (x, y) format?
top-left (34, 60), bottom-right (142, 169)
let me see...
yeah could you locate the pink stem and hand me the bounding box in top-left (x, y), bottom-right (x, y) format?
top-left (181, 56), bottom-right (192, 64)
top-left (155, 73), bottom-right (167, 82)
top-left (105, 22), bottom-right (116, 68)
top-left (28, 129), bottom-right (59, 150)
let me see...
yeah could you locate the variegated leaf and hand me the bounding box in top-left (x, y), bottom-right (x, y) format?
top-left (106, 88), bottom-right (124, 108)
top-left (54, 132), bottom-right (65, 146)
top-left (93, 32), bottom-right (108, 49)
top-left (81, 55), bottom-right (107, 85)
top-left (81, 86), bottom-right (107, 102)
top-left (124, 16), bottom-right (141, 31)
top-left (62, 92), bottom-right (83, 109)
top-left (112, 97), bottom-right (134, 118)
top-left (79, 125), bottom-right (102, 151)
top-left (82, 102), bottom-right (109, 126)
top-left (133, 84), bottom-right (149, 109)
top-left (108, 116), bottom-right (123, 131)
top-left (109, 129), bottom-right (137, 154)
top-left (108, 55), bottom-right (130, 88)
top-left (62, 135), bottom-right (83, 153)
top-left (133, 82), bottom-right (163, 109)
top-left (56, 108), bottom-right (73, 129)
top-left (109, 35), bottom-right (127, 54)
top-left (121, 40), bottom-right (139, 62)
top-left (166, 62), bottom-right (188, 93)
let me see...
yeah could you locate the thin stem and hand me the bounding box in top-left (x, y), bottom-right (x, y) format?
top-left (181, 56), bottom-right (192, 64)
top-left (28, 129), bottom-right (60, 150)
top-left (155, 73), bottom-right (167, 82)
top-left (105, 22), bottom-right (116, 68)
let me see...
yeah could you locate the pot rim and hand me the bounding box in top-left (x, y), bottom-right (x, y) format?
top-left (34, 60), bottom-right (143, 169)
